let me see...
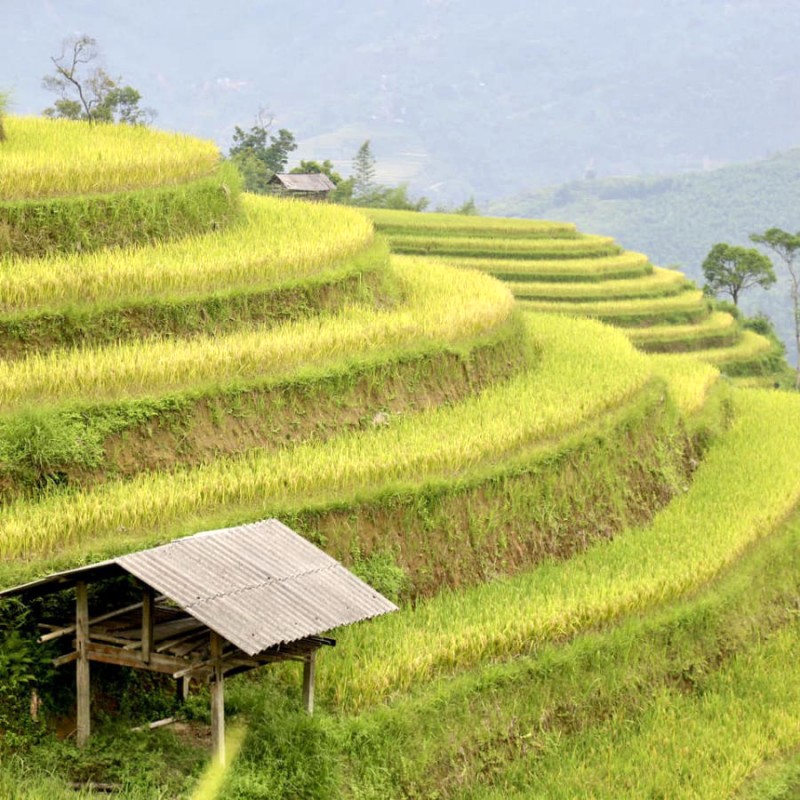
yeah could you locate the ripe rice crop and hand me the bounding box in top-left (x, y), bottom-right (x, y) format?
top-left (0, 259), bottom-right (514, 408)
top-left (0, 116), bottom-right (220, 200)
top-left (648, 355), bottom-right (720, 415)
top-left (322, 388), bottom-right (800, 710)
top-left (431, 251), bottom-right (653, 282)
top-left (0, 195), bottom-right (375, 313)
top-left (627, 311), bottom-right (739, 349)
top-left (389, 233), bottom-right (620, 259)
top-left (520, 290), bottom-right (708, 324)
top-left (507, 267), bottom-right (691, 302)
top-left (690, 330), bottom-right (774, 366)
top-left (365, 208), bottom-right (577, 238)
top-left (0, 314), bottom-right (652, 561)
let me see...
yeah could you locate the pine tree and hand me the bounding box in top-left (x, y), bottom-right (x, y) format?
top-left (352, 140), bottom-right (377, 204)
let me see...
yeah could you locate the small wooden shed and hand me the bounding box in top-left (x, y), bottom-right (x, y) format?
top-left (0, 520), bottom-right (396, 763)
top-left (268, 173), bottom-right (336, 201)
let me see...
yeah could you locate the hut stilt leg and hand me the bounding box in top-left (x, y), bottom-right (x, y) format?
top-left (303, 652), bottom-right (316, 715)
top-left (76, 581), bottom-right (90, 747)
top-left (210, 632), bottom-right (225, 765)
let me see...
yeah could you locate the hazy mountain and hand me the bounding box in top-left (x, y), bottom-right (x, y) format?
top-left (491, 148), bottom-right (800, 363)
top-left (2, 0), bottom-right (800, 205)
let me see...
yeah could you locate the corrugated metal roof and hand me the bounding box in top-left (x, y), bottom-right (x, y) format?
top-left (1, 520), bottom-right (397, 656)
top-left (271, 173), bottom-right (336, 192)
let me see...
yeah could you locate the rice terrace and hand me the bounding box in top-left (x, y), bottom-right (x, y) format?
top-left (0, 107), bottom-right (799, 800)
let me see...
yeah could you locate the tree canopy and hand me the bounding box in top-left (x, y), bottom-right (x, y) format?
top-left (228, 117), bottom-right (297, 194)
top-left (701, 243), bottom-right (776, 306)
top-left (42, 35), bottom-right (154, 125)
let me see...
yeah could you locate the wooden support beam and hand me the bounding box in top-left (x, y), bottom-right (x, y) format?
top-left (85, 641), bottom-right (194, 676)
top-left (38, 597), bottom-right (167, 644)
top-left (75, 581), bottom-right (90, 748)
top-left (141, 587), bottom-right (154, 664)
top-left (210, 632), bottom-right (226, 766)
top-left (303, 652), bottom-right (316, 715)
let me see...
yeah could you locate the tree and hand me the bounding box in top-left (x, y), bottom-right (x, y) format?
top-left (751, 227), bottom-right (800, 389)
top-left (42, 35), bottom-right (154, 124)
top-left (228, 113), bottom-right (297, 193)
top-left (701, 243), bottom-right (776, 306)
top-left (351, 140), bottom-right (378, 205)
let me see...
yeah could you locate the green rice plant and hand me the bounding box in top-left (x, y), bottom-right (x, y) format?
top-left (389, 233), bottom-right (620, 259)
top-left (316, 388), bottom-right (800, 710)
top-left (364, 207), bottom-right (577, 238)
top-left (520, 289), bottom-right (709, 326)
top-left (0, 259), bottom-right (513, 409)
top-left (465, 623), bottom-right (800, 799)
top-left (0, 314), bottom-right (652, 563)
top-left (430, 250), bottom-right (653, 282)
top-left (0, 116), bottom-right (220, 200)
top-left (0, 195), bottom-right (375, 314)
top-left (507, 267), bottom-right (691, 302)
top-left (627, 310), bottom-right (740, 352)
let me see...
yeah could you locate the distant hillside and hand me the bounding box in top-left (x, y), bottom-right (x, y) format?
top-left (1, 0), bottom-right (800, 204)
top-left (491, 148), bottom-right (800, 363)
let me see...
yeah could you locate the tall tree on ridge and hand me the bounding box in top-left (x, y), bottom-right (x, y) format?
top-left (701, 243), bottom-right (776, 306)
top-left (751, 228), bottom-right (800, 389)
top-left (42, 35), bottom-right (154, 124)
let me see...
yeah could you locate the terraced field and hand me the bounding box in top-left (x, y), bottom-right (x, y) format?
top-left (370, 208), bottom-right (790, 383)
top-left (1, 121), bottom-right (799, 800)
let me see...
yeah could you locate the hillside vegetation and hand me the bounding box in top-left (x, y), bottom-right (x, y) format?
top-left (1, 119), bottom-right (799, 800)
top-left (491, 147), bottom-right (800, 364)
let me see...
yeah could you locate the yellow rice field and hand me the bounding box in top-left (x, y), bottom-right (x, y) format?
top-left (507, 267), bottom-right (691, 301)
top-left (0, 259), bottom-right (514, 408)
top-left (0, 116), bottom-right (220, 200)
top-left (0, 195), bottom-right (375, 312)
top-left (0, 314), bottom-right (653, 561)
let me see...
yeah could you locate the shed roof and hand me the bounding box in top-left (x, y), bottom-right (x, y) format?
top-left (270, 173), bottom-right (336, 192)
top-left (0, 520), bottom-right (396, 656)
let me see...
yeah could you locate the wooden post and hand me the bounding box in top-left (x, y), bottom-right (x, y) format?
top-left (210, 632), bottom-right (225, 765)
top-left (302, 651), bottom-right (316, 715)
top-left (75, 581), bottom-right (90, 747)
top-left (176, 676), bottom-right (190, 704)
top-left (141, 587), bottom-right (154, 664)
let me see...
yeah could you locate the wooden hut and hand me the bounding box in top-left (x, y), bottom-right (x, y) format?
top-left (268, 173), bottom-right (336, 201)
top-left (0, 520), bottom-right (396, 763)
